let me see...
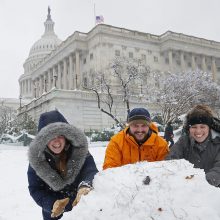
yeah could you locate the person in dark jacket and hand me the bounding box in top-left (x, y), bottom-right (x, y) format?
top-left (164, 121), bottom-right (174, 148)
top-left (27, 110), bottom-right (98, 220)
top-left (166, 104), bottom-right (220, 187)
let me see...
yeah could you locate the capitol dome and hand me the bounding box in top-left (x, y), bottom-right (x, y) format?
top-left (23, 7), bottom-right (62, 74)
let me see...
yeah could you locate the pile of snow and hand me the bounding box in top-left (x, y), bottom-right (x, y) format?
top-left (64, 159), bottom-right (220, 220)
top-left (1, 144), bottom-right (220, 220)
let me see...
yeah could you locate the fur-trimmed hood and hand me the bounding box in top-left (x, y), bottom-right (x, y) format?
top-left (28, 122), bottom-right (88, 191)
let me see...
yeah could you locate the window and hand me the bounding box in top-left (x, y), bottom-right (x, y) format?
top-left (141, 54), bottom-right (146, 61)
top-left (154, 56), bottom-right (158, 62)
top-left (188, 62), bottom-right (191, 67)
top-left (176, 60), bottom-right (180, 66)
top-left (115, 50), bottom-right (120, 56)
top-left (165, 58), bottom-right (169, 64)
top-left (147, 50), bottom-right (152, 54)
top-left (90, 53), bottom-right (93, 60)
top-left (83, 58), bottom-right (86, 64)
top-left (129, 52), bottom-right (133, 58)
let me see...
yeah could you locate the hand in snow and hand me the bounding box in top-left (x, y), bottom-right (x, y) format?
top-left (51, 197), bottom-right (70, 218)
top-left (72, 187), bottom-right (91, 207)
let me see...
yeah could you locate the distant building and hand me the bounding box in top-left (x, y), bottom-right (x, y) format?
top-left (18, 8), bottom-right (220, 131)
top-left (0, 98), bottom-right (27, 110)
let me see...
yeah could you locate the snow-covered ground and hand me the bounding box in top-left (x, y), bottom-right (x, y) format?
top-left (1, 141), bottom-right (220, 220)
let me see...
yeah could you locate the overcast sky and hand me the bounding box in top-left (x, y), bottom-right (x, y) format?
top-left (1, 0), bottom-right (220, 98)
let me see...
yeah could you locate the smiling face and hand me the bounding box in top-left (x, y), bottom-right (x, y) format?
top-left (47, 136), bottom-right (66, 154)
top-left (129, 123), bottom-right (149, 142)
top-left (189, 124), bottom-right (210, 143)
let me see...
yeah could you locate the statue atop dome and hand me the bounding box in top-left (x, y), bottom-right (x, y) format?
top-left (47, 6), bottom-right (51, 20)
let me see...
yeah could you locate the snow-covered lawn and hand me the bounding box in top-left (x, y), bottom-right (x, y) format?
top-left (0, 143), bottom-right (220, 220)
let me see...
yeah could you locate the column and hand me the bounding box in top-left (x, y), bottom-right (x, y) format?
top-left (35, 78), bottom-right (39, 98)
top-left (43, 74), bottom-right (47, 93)
top-left (22, 80), bottom-right (24, 96)
top-left (23, 81), bottom-right (25, 96)
top-left (69, 54), bottom-right (74, 90)
top-left (26, 80), bottom-right (28, 95)
top-left (47, 70), bottom-right (51, 91)
top-left (168, 50), bottom-right (173, 72)
top-left (202, 56), bottom-right (207, 72)
top-left (63, 58), bottom-right (67, 89)
top-left (23, 80), bottom-right (26, 96)
top-left (52, 67), bottom-right (57, 88)
top-left (180, 51), bottom-right (185, 71)
top-left (50, 69), bottom-right (53, 89)
top-left (39, 75), bottom-right (43, 96)
top-left (28, 79), bottom-right (31, 96)
top-left (75, 50), bottom-right (80, 89)
top-left (58, 62), bottom-right (62, 89)
top-left (211, 57), bottom-right (217, 81)
top-left (32, 80), bottom-right (35, 98)
top-left (191, 54), bottom-right (196, 70)
top-left (22, 81), bottom-right (25, 96)
top-left (26, 79), bottom-right (29, 96)
top-left (26, 79), bottom-right (29, 95)
top-left (19, 81), bottom-right (22, 97)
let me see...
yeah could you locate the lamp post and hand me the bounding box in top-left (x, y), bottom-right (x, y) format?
top-left (75, 74), bottom-right (78, 89)
top-left (19, 95), bottom-right (22, 108)
top-left (54, 74), bottom-right (57, 88)
top-left (44, 79), bottom-right (47, 92)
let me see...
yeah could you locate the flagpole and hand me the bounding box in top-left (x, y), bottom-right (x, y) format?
top-left (94, 3), bottom-right (96, 26)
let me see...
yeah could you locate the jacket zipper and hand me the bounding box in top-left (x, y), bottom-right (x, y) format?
top-left (139, 146), bottom-right (141, 161)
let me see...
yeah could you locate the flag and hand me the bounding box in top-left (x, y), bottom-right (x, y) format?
top-left (96, 15), bottom-right (104, 24)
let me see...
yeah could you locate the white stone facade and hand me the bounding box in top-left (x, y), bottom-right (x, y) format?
top-left (18, 9), bottom-right (220, 131)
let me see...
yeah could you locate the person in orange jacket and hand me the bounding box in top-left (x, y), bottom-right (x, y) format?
top-left (103, 107), bottom-right (169, 169)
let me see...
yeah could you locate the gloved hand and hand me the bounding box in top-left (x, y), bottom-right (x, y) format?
top-left (72, 187), bottom-right (91, 207)
top-left (51, 197), bottom-right (70, 218)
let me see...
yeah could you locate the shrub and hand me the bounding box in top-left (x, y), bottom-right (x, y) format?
top-left (89, 130), bottom-right (115, 142)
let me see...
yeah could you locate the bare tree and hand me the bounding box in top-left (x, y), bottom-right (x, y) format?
top-left (83, 56), bottom-right (150, 128)
top-left (154, 71), bottom-right (220, 124)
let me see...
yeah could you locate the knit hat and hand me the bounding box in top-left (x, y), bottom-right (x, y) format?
top-left (127, 108), bottom-right (151, 125)
top-left (38, 110), bottom-right (68, 132)
top-left (186, 105), bottom-right (213, 129)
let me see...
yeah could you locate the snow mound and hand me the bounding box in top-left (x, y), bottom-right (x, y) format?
top-left (64, 159), bottom-right (220, 220)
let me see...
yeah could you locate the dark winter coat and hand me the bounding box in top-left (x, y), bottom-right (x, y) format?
top-left (166, 130), bottom-right (220, 187)
top-left (164, 123), bottom-right (174, 140)
top-left (27, 112), bottom-right (98, 216)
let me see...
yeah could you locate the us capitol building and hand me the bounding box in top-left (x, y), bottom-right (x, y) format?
top-left (18, 8), bottom-right (220, 131)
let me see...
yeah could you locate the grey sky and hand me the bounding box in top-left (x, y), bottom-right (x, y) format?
top-left (0, 0), bottom-right (220, 98)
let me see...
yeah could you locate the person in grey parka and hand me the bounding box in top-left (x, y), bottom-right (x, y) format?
top-left (27, 110), bottom-right (98, 220)
top-left (166, 104), bottom-right (220, 187)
